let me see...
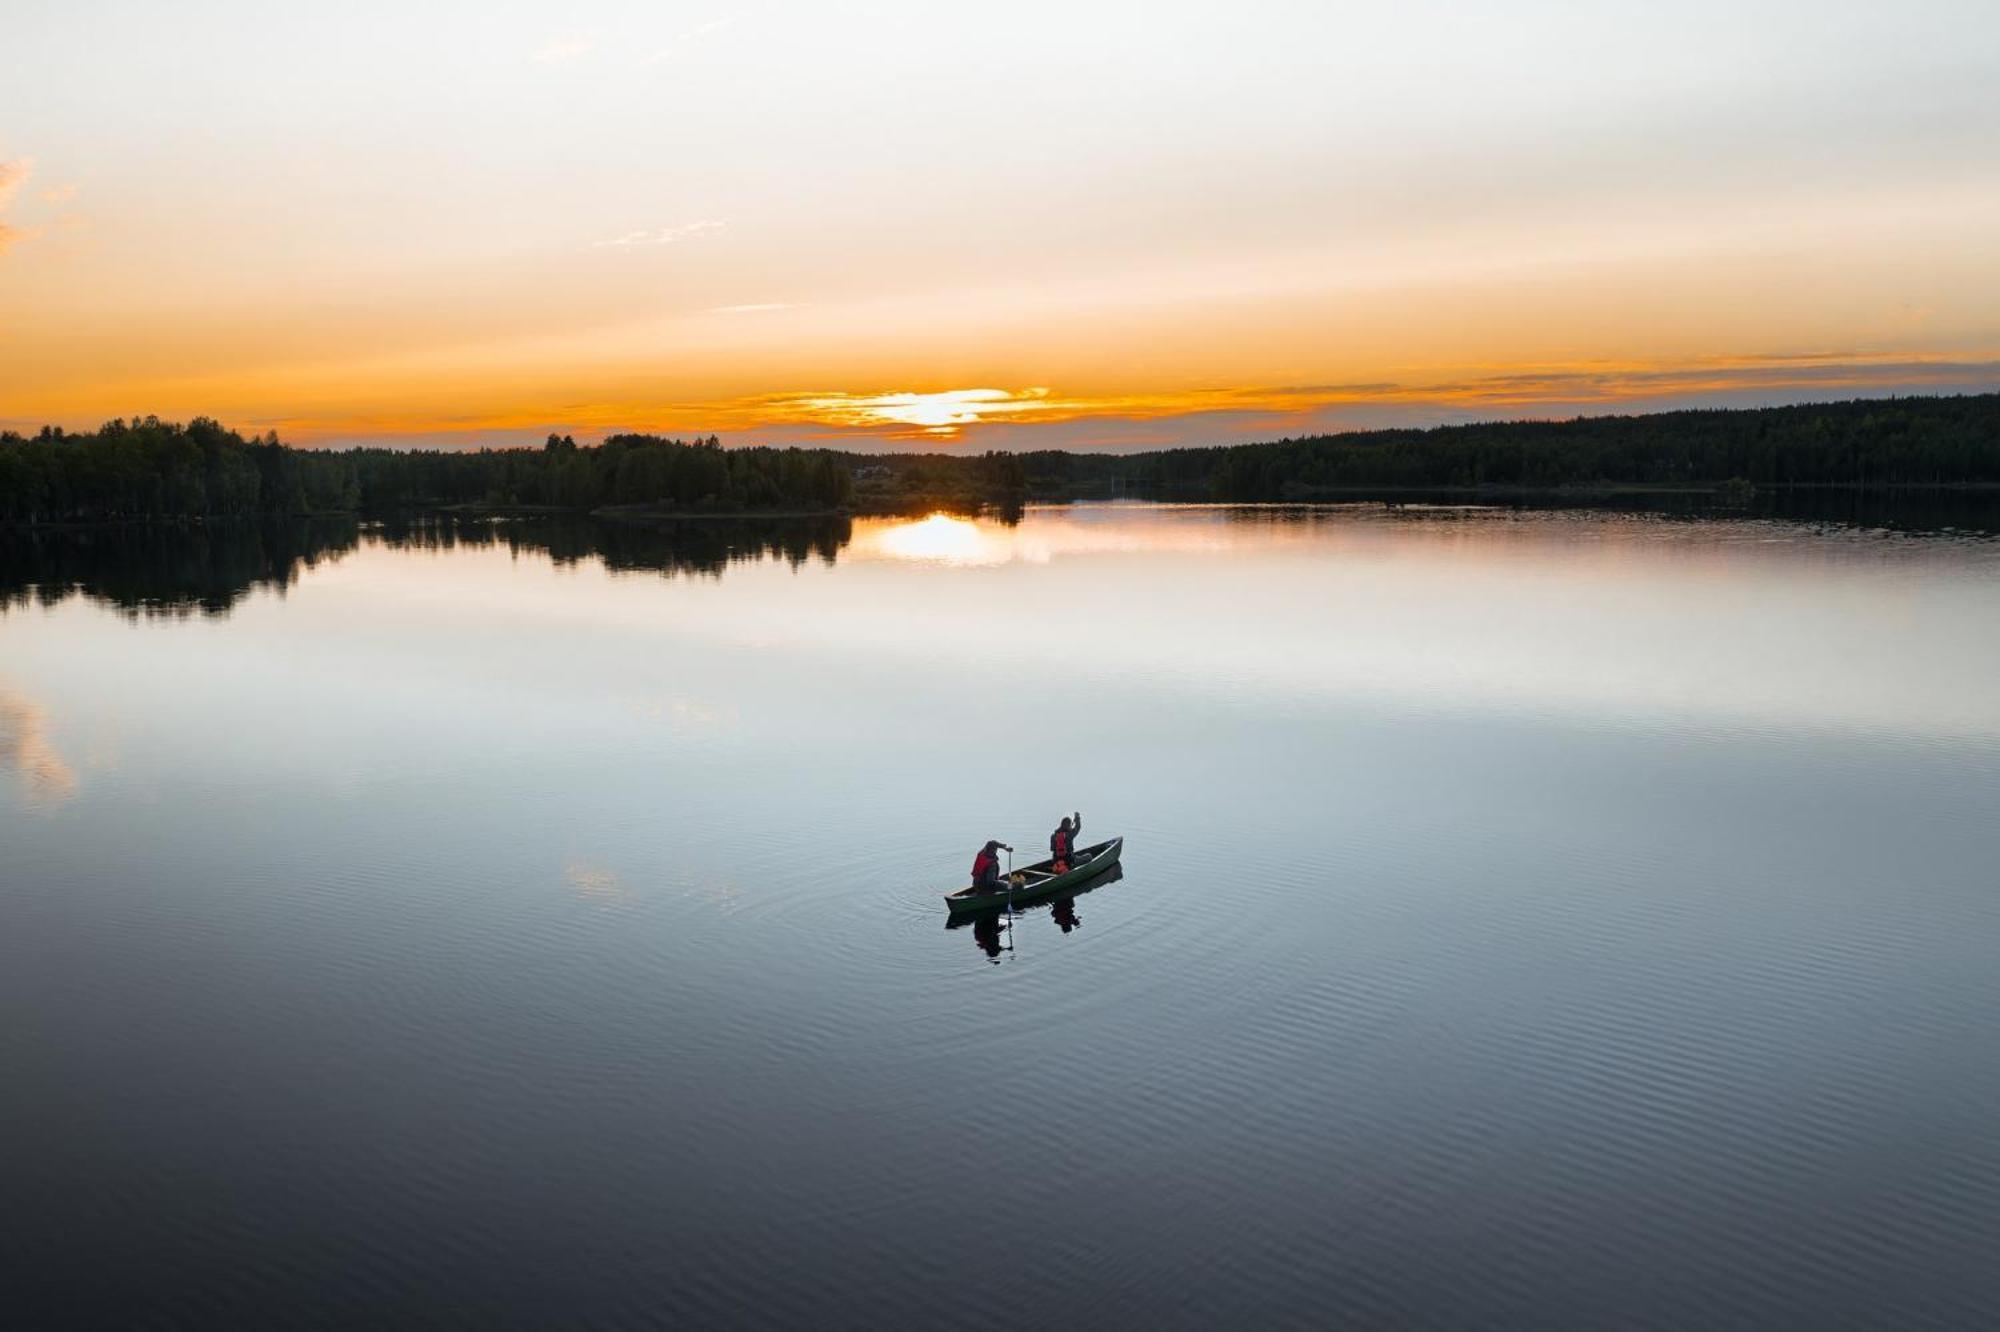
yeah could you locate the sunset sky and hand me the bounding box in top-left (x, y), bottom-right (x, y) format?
top-left (4, 0), bottom-right (1998, 451)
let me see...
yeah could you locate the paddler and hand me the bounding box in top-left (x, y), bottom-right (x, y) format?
top-left (1049, 810), bottom-right (1081, 873)
top-left (970, 839), bottom-right (1013, 891)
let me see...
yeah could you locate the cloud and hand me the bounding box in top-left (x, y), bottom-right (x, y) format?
top-left (39, 182), bottom-right (77, 204)
top-left (710, 302), bottom-right (794, 314)
top-left (0, 157), bottom-right (34, 254)
top-left (592, 219), bottom-right (725, 248)
top-left (776, 387), bottom-right (1058, 437)
top-left (641, 15), bottom-right (735, 65)
top-left (0, 157), bottom-right (31, 207)
top-left (1371, 354), bottom-right (2000, 408)
top-left (533, 34), bottom-right (596, 63)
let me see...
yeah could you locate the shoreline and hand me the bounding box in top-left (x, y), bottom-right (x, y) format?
top-left (5, 481), bottom-right (2000, 530)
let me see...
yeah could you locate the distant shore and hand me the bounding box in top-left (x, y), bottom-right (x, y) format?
top-left (9, 480), bottom-right (2000, 531)
top-left (5, 395), bottom-right (1996, 526)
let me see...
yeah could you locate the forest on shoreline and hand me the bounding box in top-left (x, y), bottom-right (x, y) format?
top-left (1, 393), bottom-right (1996, 525)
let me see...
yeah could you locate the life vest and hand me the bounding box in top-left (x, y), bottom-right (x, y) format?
top-left (972, 848), bottom-right (997, 880)
top-left (1051, 826), bottom-right (1072, 859)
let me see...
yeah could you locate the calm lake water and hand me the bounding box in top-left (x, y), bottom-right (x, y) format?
top-left (5, 503), bottom-right (2000, 1329)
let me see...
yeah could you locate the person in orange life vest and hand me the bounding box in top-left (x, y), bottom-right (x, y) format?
top-left (1049, 811), bottom-right (1081, 873)
top-left (970, 840), bottom-right (1013, 891)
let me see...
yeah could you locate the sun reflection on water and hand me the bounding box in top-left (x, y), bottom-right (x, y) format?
top-left (865, 513), bottom-right (1003, 565)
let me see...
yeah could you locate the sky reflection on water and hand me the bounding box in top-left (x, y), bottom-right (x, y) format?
top-left (3, 504), bottom-right (1999, 1328)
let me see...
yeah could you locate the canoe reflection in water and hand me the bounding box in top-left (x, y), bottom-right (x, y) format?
top-left (948, 863), bottom-right (1125, 963)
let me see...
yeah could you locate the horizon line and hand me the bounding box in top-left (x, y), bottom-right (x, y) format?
top-left (7, 387), bottom-right (1993, 459)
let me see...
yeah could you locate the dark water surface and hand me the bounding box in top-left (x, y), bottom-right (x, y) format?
top-left (4, 504), bottom-right (2000, 1329)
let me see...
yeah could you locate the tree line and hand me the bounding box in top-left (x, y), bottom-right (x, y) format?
top-left (1098, 394), bottom-right (2000, 499)
top-left (843, 395), bottom-right (2000, 506)
top-left (2, 394), bottom-right (1995, 525)
top-left (0, 419), bottom-right (854, 524)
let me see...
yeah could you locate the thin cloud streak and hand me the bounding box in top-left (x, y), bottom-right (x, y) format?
top-left (592, 219), bottom-right (726, 249)
top-left (710, 302), bottom-right (795, 314)
top-left (642, 16), bottom-right (735, 65)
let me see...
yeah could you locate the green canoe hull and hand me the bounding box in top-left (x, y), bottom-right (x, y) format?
top-left (943, 837), bottom-right (1123, 913)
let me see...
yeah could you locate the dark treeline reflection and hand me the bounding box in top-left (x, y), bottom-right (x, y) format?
top-left (1741, 484), bottom-right (2000, 533)
top-left (2, 491), bottom-right (1987, 621)
top-left (0, 515), bottom-right (855, 619)
top-left (1278, 485), bottom-right (2000, 533)
top-left (373, 513), bottom-right (853, 576)
top-left (0, 518), bottom-right (363, 618)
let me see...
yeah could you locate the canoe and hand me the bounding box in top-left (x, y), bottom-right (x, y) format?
top-left (944, 862), bottom-right (1123, 933)
top-left (943, 836), bottom-right (1123, 913)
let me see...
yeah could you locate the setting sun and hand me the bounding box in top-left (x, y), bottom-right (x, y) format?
top-left (782, 389), bottom-right (1055, 438)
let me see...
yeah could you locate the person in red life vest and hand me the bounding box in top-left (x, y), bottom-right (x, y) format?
top-left (1049, 810), bottom-right (1081, 873)
top-left (970, 839), bottom-right (1012, 891)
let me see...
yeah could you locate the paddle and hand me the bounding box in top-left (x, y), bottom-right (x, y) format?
top-left (1005, 846), bottom-right (1019, 957)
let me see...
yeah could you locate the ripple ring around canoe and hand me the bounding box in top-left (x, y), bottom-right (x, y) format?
top-left (943, 837), bottom-right (1124, 913)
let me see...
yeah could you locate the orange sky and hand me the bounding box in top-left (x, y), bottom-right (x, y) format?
top-left (4, 1), bottom-right (1998, 451)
